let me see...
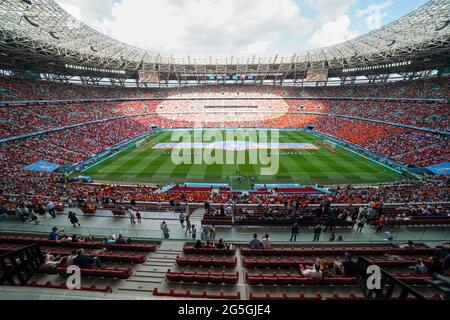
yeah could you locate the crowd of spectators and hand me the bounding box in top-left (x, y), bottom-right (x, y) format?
top-left (0, 76), bottom-right (157, 101)
top-left (313, 117), bottom-right (448, 167)
top-left (302, 77), bottom-right (449, 99)
top-left (0, 101), bottom-right (160, 139)
top-left (0, 76), bottom-right (448, 207)
top-left (3, 76), bottom-right (447, 101)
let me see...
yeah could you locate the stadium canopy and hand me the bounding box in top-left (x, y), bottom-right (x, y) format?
top-left (0, 0), bottom-right (449, 86)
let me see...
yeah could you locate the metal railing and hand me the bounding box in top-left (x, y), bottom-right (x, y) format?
top-left (0, 220), bottom-right (449, 243)
top-left (0, 244), bottom-right (44, 286)
top-left (357, 256), bottom-right (425, 300)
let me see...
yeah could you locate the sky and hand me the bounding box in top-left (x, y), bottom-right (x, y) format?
top-left (54, 0), bottom-right (429, 55)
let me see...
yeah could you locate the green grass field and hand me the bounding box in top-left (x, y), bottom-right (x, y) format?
top-left (83, 129), bottom-right (402, 189)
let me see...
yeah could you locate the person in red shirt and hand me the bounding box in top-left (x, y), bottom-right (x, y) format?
top-left (204, 240), bottom-right (215, 249)
top-left (135, 211), bottom-right (142, 224)
top-left (376, 215), bottom-right (385, 233)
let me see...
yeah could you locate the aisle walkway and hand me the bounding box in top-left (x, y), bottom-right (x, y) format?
top-left (0, 208), bottom-right (449, 246)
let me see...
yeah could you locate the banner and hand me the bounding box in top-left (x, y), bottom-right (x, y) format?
top-left (23, 160), bottom-right (60, 172)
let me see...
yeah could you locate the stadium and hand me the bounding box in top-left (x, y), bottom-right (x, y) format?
top-left (0, 0), bottom-right (449, 304)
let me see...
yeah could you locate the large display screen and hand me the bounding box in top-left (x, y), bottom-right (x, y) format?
top-left (306, 68), bottom-right (329, 82)
top-left (138, 70), bottom-right (159, 84)
top-left (208, 74), bottom-right (254, 81)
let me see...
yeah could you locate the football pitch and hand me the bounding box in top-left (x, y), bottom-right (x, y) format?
top-left (83, 129), bottom-right (403, 189)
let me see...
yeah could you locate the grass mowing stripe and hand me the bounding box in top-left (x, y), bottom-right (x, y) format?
top-left (86, 129), bottom-right (404, 185)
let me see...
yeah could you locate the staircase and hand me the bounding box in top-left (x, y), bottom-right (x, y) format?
top-left (117, 241), bottom-right (184, 296)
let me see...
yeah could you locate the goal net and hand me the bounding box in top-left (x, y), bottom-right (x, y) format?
top-left (136, 139), bottom-right (146, 148)
top-left (322, 139), bottom-right (337, 151)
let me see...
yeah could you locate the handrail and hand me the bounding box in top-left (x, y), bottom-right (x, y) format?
top-left (0, 244), bottom-right (44, 285)
top-left (0, 96), bottom-right (447, 106)
top-left (357, 256), bottom-right (426, 300)
top-left (426, 274), bottom-right (450, 300)
top-left (0, 220), bottom-right (448, 243)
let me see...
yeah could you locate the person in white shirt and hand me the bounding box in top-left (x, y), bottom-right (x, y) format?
top-left (46, 201), bottom-right (56, 218)
top-left (299, 263), bottom-right (322, 279)
top-left (59, 234), bottom-right (72, 242)
top-left (261, 234), bottom-right (271, 249)
top-left (43, 254), bottom-right (64, 269)
top-left (129, 209), bottom-right (136, 225)
top-left (66, 250), bottom-right (78, 266)
top-left (179, 212), bottom-right (186, 227)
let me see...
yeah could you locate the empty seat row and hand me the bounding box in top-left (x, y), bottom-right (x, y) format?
top-left (246, 272), bottom-right (357, 285)
top-left (201, 219), bottom-right (233, 226)
top-left (240, 246), bottom-right (434, 256)
top-left (29, 280), bottom-right (113, 293)
top-left (234, 219), bottom-right (354, 227)
top-left (249, 292), bottom-right (323, 300)
top-left (152, 288), bottom-right (241, 300)
top-left (408, 216), bottom-right (450, 220)
top-left (0, 235), bottom-right (157, 252)
top-left (249, 292), bottom-right (364, 300)
top-left (175, 256), bottom-right (237, 268)
top-left (384, 219), bottom-right (450, 226)
top-left (165, 269), bottom-right (238, 284)
top-left (182, 246), bottom-right (236, 256)
top-left (202, 215), bottom-right (233, 220)
top-left (246, 272), bottom-right (431, 286)
top-left (37, 265), bottom-right (133, 279)
top-left (392, 272), bottom-right (432, 284)
top-left (249, 291), bottom-right (443, 300)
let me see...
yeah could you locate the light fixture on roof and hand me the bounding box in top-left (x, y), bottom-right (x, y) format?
top-left (435, 20), bottom-right (450, 31)
top-left (24, 15), bottom-right (39, 27)
top-left (49, 31), bottom-right (59, 40)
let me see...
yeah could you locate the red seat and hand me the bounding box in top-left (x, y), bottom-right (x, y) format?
top-left (183, 246), bottom-right (194, 254)
top-left (180, 273), bottom-right (195, 283)
top-left (246, 274), bottom-right (262, 285)
top-left (262, 276), bottom-right (277, 285)
top-left (224, 273), bottom-right (239, 284)
top-left (175, 256), bottom-right (188, 266)
top-left (225, 258), bottom-right (237, 268)
top-left (270, 259), bottom-right (284, 268)
top-left (242, 258), bottom-right (255, 268)
top-left (166, 270), bottom-right (180, 282)
top-left (211, 258), bottom-right (224, 267)
top-left (195, 272), bottom-right (210, 283)
top-left (198, 257), bottom-right (211, 266)
top-left (281, 259), bottom-right (297, 268)
top-left (276, 275), bottom-right (292, 285)
top-left (290, 276), bottom-right (305, 285)
top-left (209, 274), bottom-right (225, 284)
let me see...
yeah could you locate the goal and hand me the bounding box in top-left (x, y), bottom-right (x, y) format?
top-left (135, 139), bottom-right (146, 148)
top-left (323, 139), bottom-right (337, 151)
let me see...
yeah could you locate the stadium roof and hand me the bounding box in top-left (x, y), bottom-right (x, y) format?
top-left (0, 0), bottom-right (449, 84)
